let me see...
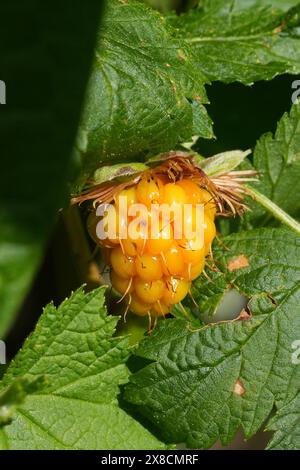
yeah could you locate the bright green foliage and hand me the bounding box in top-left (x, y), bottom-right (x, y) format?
top-left (188, 227), bottom-right (300, 315)
top-left (169, 0), bottom-right (300, 84)
top-left (0, 377), bottom-right (44, 426)
top-left (125, 228), bottom-right (300, 448)
top-left (249, 104), bottom-right (300, 224)
top-left (77, 0), bottom-right (212, 188)
top-left (233, 1), bottom-right (300, 9)
top-left (0, 287), bottom-right (166, 450)
top-left (267, 392), bottom-right (300, 449)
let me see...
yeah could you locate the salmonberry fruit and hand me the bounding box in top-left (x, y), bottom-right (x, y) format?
top-left (110, 270), bottom-right (133, 295)
top-left (128, 293), bottom-right (151, 316)
top-left (135, 253), bottom-right (163, 281)
top-left (163, 277), bottom-right (191, 305)
top-left (163, 183), bottom-right (187, 211)
top-left (146, 219), bottom-right (173, 255)
top-left (136, 175), bottom-right (164, 208)
top-left (115, 187), bottom-right (137, 208)
top-left (161, 244), bottom-right (185, 276)
top-left (111, 247), bottom-right (136, 279)
top-left (86, 172), bottom-right (218, 320)
top-left (134, 278), bottom-right (165, 304)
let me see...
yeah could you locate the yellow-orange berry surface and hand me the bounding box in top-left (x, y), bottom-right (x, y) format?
top-left (87, 176), bottom-right (217, 318)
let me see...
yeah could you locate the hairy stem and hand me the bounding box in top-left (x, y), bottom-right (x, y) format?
top-left (247, 186), bottom-right (300, 236)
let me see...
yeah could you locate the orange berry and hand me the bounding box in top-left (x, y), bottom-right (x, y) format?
top-left (151, 300), bottom-right (170, 317)
top-left (180, 258), bottom-right (205, 281)
top-left (161, 244), bottom-right (185, 276)
top-left (204, 243), bottom-right (211, 256)
top-left (136, 254), bottom-right (163, 281)
top-left (110, 270), bottom-right (133, 295)
top-left (116, 208), bottom-right (129, 241)
top-left (198, 189), bottom-right (216, 219)
top-left (128, 294), bottom-right (151, 316)
top-left (163, 277), bottom-right (191, 305)
top-left (111, 247), bottom-right (136, 279)
top-left (122, 237), bottom-right (146, 257)
top-left (163, 183), bottom-right (187, 211)
top-left (203, 213), bottom-right (216, 245)
top-left (121, 238), bottom-right (137, 257)
top-left (177, 179), bottom-right (204, 205)
top-left (180, 240), bottom-right (205, 264)
top-left (115, 187), bottom-right (137, 208)
top-left (177, 181), bottom-right (216, 218)
top-left (147, 219), bottom-right (173, 255)
top-left (178, 234), bottom-right (204, 255)
top-left (179, 205), bottom-right (204, 241)
top-left (127, 206), bottom-right (149, 239)
top-left (136, 175), bottom-right (164, 208)
top-left (126, 211), bottom-right (149, 255)
top-left (134, 278), bottom-right (165, 304)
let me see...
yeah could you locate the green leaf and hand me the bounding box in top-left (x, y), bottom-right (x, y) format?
top-left (93, 163), bottom-right (149, 186)
top-left (247, 104), bottom-right (300, 225)
top-left (231, 1), bottom-right (300, 10)
top-left (86, 148), bottom-right (251, 191)
top-left (76, 0), bottom-right (212, 189)
top-left (0, 287), bottom-right (166, 450)
top-left (188, 227), bottom-right (300, 315)
top-left (267, 392), bottom-right (300, 449)
top-left (198, 149), bottom-right (251, 176)
top-left (0, 377), bottom-right (44, 426)
top-left (0, 1), bottom-right (104, 338)
top-left (169, 0), bottom-right (300, 84)
top-left (214, 0), bottom-right (299, 11)
top-left (124, 228), bottom-right (300, 448)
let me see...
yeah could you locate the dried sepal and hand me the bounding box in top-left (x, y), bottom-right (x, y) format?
top-left (71, 153), bottom-right (258, 216)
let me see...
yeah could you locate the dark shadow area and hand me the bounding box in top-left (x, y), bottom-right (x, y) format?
top-left (197, 74), bottom-right (299, 156)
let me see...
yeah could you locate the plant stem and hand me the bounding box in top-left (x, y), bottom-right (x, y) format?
top-left (247, 186), bottom-right (300, 236)
top-left (185, 32), bottom-right (272, 43)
